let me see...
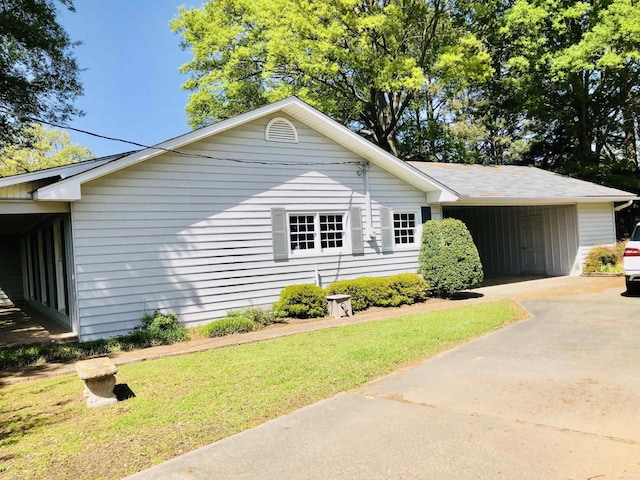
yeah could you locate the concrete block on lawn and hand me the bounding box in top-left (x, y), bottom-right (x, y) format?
top-left (75, 357), bottom-right (118, 408)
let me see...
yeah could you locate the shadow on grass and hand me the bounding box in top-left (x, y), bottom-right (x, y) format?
top-left (114, 383), bottom-right (136, 402)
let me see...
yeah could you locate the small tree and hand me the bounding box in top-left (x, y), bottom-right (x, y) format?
top-left (418, 218), bottom-right (483, 297)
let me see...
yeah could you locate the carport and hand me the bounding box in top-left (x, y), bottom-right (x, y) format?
top-left (0, 157), bottom-right (124, 336)
top-left (442, 204), bottom-right (578, 276)
top-left (409, 162), bottom-right (635, 277)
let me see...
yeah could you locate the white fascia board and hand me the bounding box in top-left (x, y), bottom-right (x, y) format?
top-left (0, 200), bottom-right (70, 214)
top-left (33, 182), bottom-right (82, 201)
top-left (438, 195), bottom-right (639, 206)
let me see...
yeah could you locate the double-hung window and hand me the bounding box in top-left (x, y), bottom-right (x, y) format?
top-left (393, 212), bottom-right (417, 246)
top-left (289, 213), bottom-right (344, 254)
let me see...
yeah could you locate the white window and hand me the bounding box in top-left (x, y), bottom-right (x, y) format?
top-left (319, 214), bottom-right (344, 249)
top-left (289, 214), bottom-right (316, 251)
top-left (393, 212), bottom-right (417, 246)
top-left (289, 213), bottom-right (344, 253)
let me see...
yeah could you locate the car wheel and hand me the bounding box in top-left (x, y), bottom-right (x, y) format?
top-left (626, 278), bottom-right (639, 295)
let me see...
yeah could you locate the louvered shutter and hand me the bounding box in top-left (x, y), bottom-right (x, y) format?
top-left (380, 207), bottom-right (393, 253)
top-left (350, 207), bottom-right (364, 255)
top-left (271, 208), bottom-right (288, 261)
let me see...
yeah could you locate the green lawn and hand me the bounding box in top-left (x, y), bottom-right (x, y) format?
top-left (0, 300), bottom-right (524, 480)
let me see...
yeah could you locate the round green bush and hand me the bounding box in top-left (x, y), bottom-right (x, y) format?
top-left (418, 219), bottom-right (483, 297)
top-left (274, 284), bottom-right (326, 319)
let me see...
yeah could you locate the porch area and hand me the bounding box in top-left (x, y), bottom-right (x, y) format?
top-left (0, 304), bottom-right (77, 347)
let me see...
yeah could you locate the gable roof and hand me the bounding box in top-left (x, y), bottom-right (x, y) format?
top-left (31, 97), bottom-right (458, 203)
top-left (0, 151), bottom-right (136, 189)
top-left (409, 162), bottom-right (637, 205)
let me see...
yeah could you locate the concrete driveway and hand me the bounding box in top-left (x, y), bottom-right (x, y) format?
top-left (126, 278), bottom-right (640, 479)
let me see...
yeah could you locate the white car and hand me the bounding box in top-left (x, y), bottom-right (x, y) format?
top-left (624, 222), bottom-right (640, 294)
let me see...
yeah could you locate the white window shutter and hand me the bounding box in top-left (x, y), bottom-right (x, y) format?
top-left (350, 207), bottom-right (364, 255)
top-left (380, 207), bottom-right (393, 253)
top-left (271, 208), bottom-right (288, 261)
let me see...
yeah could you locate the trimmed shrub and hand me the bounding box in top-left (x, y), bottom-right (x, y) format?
top-left (325, 273), bottom-right (428, 311)
top-left (274, 284), bottom-right (326, 319)
top-left (418, 218), bottom-right (483, 297)
top-left (201, 316), bottom-right (258, 337)
top-left (583, 245), bottom-right (622, 273)
top-left (325, 277), bottom-right (392, 311)
top-left (386, 273), bottom-right (428, 305)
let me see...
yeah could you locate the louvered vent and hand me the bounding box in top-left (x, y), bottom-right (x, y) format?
top-left (265, 118), bottom-right (298, 143)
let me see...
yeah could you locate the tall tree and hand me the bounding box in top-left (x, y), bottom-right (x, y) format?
top-left (0, 124), bottom-right (92, 176)
top-left (0, 0), bottom-right (83, 148)
top-left (172, 0), bottom-right (492, 157)
top-left (496, 0), bottom-right (640, 189)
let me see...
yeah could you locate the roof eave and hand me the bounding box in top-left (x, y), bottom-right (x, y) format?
top-left (34, 97), bottom-right (458, 202)
top-left (434, 195), bottom-right (639, 206)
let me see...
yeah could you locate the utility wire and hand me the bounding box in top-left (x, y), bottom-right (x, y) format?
top-left (0, 107), bottom-right (363, 167)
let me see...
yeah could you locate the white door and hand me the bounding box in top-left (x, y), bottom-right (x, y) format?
top-left (520, 215), bottom-right (546, 274)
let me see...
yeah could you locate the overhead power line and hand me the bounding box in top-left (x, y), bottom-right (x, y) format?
top-left (0, 107), bottom-right (363, 167)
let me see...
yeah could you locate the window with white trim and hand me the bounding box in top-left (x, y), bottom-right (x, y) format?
top-left (289, 213), bottom-right (344, 253)
top-left (319, 214), bottom-right (344, 249)
top-left (393, 212), bottom-right (417, 245)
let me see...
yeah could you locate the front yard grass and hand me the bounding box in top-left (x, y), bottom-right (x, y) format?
top-left (0, 299), bottom-right (525, 480)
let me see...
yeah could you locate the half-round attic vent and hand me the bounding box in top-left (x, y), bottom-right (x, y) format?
top-left (265, 117), bottom-right (298, 143)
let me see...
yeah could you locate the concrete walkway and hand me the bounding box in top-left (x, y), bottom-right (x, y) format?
top-left (125, 275), bottom-right (640, 479)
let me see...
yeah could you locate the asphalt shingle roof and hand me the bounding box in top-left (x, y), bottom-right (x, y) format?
top-left (408, 162), bottom-right (635, 200)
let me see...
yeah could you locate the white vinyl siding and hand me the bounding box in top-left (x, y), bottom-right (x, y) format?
top-left (576, 202), bottom-right (616, 272)
top-left (71, 114), bottom-right (427, 340)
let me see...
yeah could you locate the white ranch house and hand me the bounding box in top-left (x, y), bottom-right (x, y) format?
top-left (0, 98), bottom-right (635, 340)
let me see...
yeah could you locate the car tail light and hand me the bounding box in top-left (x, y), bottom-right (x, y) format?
top-left (624, 248), bottom-right (640, 257)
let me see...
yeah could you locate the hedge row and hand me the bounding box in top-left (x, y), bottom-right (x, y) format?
top-left (274, 273), bottom-right (428, 318)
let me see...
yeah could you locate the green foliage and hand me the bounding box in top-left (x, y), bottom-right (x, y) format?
top-left (325, 273), bottom-right (428, 311)
top-left (325, 277), bottom-right (391, 311)
top-left (583, 245), bottom-right (623, 273)
top-left (171, 0), bottom-right (492, 156)
top-left (0, 125), bottom-right (92, 176)
top-left (0, 0), bottom-right (83, 148)
top-left (274, 284), bottom-right (327, 319)
top-left (201, 316), bottom-right (258, 337)
top-left (0, 311), bottom-right (188, 370)
top-left (134, 310), bottom-right (189, 344)
top-left (169, 0), bottom-right (640, 193)
top-left (386, 273), bottom-right (429, 305)
top-left (226, 305), bottom-right (279, 326)
top-left (418, 219), bottom-right (483, 297)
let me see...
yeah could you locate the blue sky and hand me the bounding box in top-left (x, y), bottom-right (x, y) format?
top-left (59, 1), bottom-right (197, 158)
